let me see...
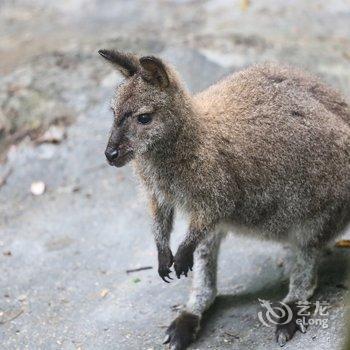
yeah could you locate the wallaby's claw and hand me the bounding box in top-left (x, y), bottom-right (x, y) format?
top-left (158, 246), bottom-right (174, 283)
top-left (163, 334), bottom-right (171, 344)
top-left (159, 269), bottom-right (173, 283)
top-left (275, 302), bottom-right (307, 346)
top-left (161, 275), bottom-right (170, 283)
top-left (174, 261), bottom-right (189, 279)
top-left (164, 312), bottom-right (200, 350)
top-left (276, 332), bottom-right (288, 347)
top-left (174, 244), bottom-right (194, 279)
top-left (276, 322), bottom-right (297, 347)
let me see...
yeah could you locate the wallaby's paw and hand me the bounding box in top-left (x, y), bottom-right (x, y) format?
top-left (275, 303), bottom-right (308, 347)
top-left (173, 244), bottom-right (194, 279)
top-left (158, 246), bottom-right (174, 283)
top-left (163, 312), bottom-right (200, 350)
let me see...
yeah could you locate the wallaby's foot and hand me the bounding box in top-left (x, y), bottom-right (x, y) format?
top-left (163, 312), bottom-right (200, 350)
top-left (158, 246), bottom-right (174, 283)
top-left (173, 244), bottom-right (194, 279)
top-left (275, 303), bottom-right (307, 347)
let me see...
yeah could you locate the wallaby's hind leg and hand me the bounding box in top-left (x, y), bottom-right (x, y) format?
top-left (164, 231), bottom-right (224, 350)
top-left (276, 247), bottom-right (320, 347)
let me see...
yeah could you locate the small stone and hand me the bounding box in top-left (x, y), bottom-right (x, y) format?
top-left (30, 181), bottom-right (46, 196)
top-left (100, 289), bottom-right (109, 298)
top-left (18, 294), bottom-right (27, 302)
top-left (277, 258), bottom-right (284, 267)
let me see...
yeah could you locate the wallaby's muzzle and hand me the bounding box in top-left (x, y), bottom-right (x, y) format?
top-left (105, 132), bottom-right (134, 168)
top-left (105, 148), bottom-right (119, 162)
top-left (105, 124), bottom-right (131, 167)
top-left (105, 145), bottom-right (134, 167)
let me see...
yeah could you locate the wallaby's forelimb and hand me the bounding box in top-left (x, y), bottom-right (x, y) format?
top-left (173, 219), bottom-right (214, 279)
top-left (150, 197), bottom-right (174, 282)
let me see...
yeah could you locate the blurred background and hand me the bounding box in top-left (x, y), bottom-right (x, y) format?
top-left (0, 1), bottom-right (350, 349)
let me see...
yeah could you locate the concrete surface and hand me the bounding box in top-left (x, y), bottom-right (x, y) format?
top-left (1, 1), bottom-right (350, 349)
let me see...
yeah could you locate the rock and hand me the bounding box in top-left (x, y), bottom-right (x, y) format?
top-left (18, 294), bottom-right (27, 302)
top-left (30, 181), bottom-right (46, 196)
top-left (100, 289), bottom-right (109, 298)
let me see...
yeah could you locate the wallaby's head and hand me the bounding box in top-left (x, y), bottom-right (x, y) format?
top-left (99, 49), bottom-right (190, 167)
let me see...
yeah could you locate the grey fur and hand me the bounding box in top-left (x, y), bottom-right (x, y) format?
top-left (99, 51), bottom-right (350, 348)
top-left (283, 248), bottom-right (320, 304)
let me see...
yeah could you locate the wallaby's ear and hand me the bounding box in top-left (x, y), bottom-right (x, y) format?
top-left (98, 49), bottom-right (139, 77)
top-left (139, 56), bottom-right (170, 88)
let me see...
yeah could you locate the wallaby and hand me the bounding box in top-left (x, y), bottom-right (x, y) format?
top-left (99, 49), bottom-right (350, 349)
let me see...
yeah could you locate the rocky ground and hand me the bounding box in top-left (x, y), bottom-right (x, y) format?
top-left (1, 1), bottom-right (350, 349)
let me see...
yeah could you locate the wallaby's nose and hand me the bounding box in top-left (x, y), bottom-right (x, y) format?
top-left (105, 148), bottom-right (119, 162)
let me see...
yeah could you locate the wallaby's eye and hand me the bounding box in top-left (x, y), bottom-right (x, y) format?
top-left (137, 114), bottom-right (152, 125)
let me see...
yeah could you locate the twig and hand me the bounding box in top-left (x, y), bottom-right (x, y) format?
top-left (0, 309), bottom-right (24, 324)
top-left (224, 331), bottom-right (240, 340)
top-left (335, 239), bottom-right (350, 248)
top-left (126, 266), bottom-right (153, 274)
top-left (0, 167), bottom-right (13, 188)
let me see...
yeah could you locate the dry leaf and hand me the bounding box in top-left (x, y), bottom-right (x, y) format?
top-left (0, 168), bottom-right (12, 188)
top-left (240, 0), bottom-right (250, 11)
top-left (36, 125), bottom-right (66, 144)
top-left (30, 181), bottom-right (46, 196)
top-left (335, 240), bottom-right (350, 248)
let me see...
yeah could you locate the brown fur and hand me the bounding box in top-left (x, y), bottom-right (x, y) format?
top-left (101, 49), bottom-right (350, 254)
top-left (99, 49), bottom-right (350, 347)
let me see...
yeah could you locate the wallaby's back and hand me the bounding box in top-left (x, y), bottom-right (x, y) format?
top-left (195, 63), bottom-right (350, 126)
top-left (188, 63), bottom-right (350, 244)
